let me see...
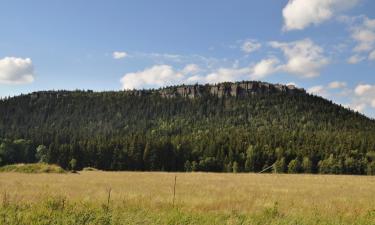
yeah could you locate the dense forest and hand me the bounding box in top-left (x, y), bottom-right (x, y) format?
top-left (0, 81), bottom-right (374, 175)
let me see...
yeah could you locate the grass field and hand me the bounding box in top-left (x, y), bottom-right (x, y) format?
top-left (0, 171), bottom-right (374, 225)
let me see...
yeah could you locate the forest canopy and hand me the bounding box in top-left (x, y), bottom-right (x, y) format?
top-left (0, 81), bottom-right (374, 175)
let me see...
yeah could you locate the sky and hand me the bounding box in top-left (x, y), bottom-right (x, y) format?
top-left (0, 0), bottom-right (375, 117)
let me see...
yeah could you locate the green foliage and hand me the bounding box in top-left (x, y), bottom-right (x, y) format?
top-left (0, 196), bottom-right (373, 225)
top-left (36, 145), bottom-right (48, 163)
top-left (274, 157), bottom-right (286, 173)
top-left (232, 161), bottom-right (239, 173)
top-left (367, 161), bottom-right (375, 175)
top-left (191, 161), bottom-right (198, 172)
top-left (70, 158), bottom-right (77, 172)
top-left (184, 160), bottom-right (192, 172)
top-left (302, 157), bottom-right (313, 173)
top-left (288, 159), bottom-right (302, 174)
top-left (0, 163), bottom-right (65, 173)
top-left (0, 83), bottom-right (374, 175)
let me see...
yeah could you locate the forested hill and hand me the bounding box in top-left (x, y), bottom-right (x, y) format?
top-left (0, 81), bottom-right (375, 175)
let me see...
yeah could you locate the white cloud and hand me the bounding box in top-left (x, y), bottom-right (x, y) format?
top-left (354, 84), bottom-right (372, 95)
top-left (205, 67), bottom-right (251, 84)
top-left (352, 28), bottom-right (375, 52)
top-left (250, 57), bottom-right (280, 79)
top-left (351, 84), bottom-right (375, 111)
top-left (306, 82), bottom-right (375, 115)
top-left (307, 85), bottom-right (328, 97)
top-left (286, 82), bottom-right (297, 87)
top-left (120, 65), bottom-right (183, 90)
top-left (282, 0), bottom-right (359, 31)
top-left (120, 63), bottom-right (254, 89)
top-left (343, 16), bottom-right (375, 62)
top-left (347, 54), bottom-right (365, 64)
top-left (182, 64), bottom-right (200, 74)
top-left (328, 81), bottom-right (347, 89)
top-left (270, 39), bottom-right (329, 78)
top-left (0, 57), bottom-right (35, 85)
top-left (352, 103), bottom-right (366, 112)
top-left (369, 50), bottom-right (375, 60)
top-left (113, 51), bottom-right (128, 59)
top-left (241, 40), bottom-right (261, 54)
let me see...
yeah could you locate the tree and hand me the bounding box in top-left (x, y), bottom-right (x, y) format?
top-left (288, 159), bottom-right (301, 174)
top-left (318, 154), bottom-right (342, 174)
top-left (191, 161), bottom-right (198, 172)
top-left (184, 160), bottom-right (192, 172)
top-left (244, 145), bottom-right (256, 172)
top-left (70, 158), bottom-right (77, 172)
top-left (1, 82), bottom-right (375, 175)
top-left (36, 145), bottom-right (48, 163)
top-left (367, 161), bottom-right (375, 175)
top-left (274, 157), bottom-right (286, 173)
top-left (302, 157), bottom-right (312, 173)
top-left (143, 142), bottom-right (150, 170)
top-left (232, 161), bottom-right (239, 173)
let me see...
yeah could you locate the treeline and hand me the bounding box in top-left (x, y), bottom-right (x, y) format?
top-left (0, 86), bottom-right (375, 175)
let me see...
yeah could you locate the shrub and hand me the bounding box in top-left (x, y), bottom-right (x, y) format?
top-left (0, 163), bottom-right (66, 173)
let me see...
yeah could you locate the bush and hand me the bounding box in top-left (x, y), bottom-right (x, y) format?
top-left (288, 159), bottom-right (302, 174)
top-left (0, 163), bottom-right (66, 173)
top-left (82, 167), bottom-right (99, 171)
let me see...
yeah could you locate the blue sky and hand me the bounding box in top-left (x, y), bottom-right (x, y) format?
top-left (0, 0), bottom-right (375, 117)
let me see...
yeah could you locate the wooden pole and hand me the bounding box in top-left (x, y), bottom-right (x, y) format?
top-left (172, 175), bottom-right (177, 207)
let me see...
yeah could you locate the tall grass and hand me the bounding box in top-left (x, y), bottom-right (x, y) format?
top-left (0, 171), bottom-right (374, 224)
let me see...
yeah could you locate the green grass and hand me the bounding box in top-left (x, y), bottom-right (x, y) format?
top-left (0, 163), bottom-right (66, 173)
top-left (0, 198), bottom-right (373, 225)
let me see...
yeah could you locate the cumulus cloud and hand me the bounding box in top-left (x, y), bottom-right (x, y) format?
top-left (369, 49), bottom-right (375, 60)
top-left (343, 16), bottom-right (375, 62)
top-left (300, 81), bottom-right (375, 115)
top-left (269, 39), bottom-right (329, 78)
top-left (0, 57), bottom-right (35, 85)
top-left (328, 81), bottom-right (347, 89)
top-left (182, 64), bottom-right (200, 74)
top-left (250, 57), bottom-right (280, 79)
top-left (352, 83), bottom-right (375, 112)
top-left (352, 103), bottom-right (366, 112)
top-left (351, 17), bottom-right (375, 53)
top-left (120, 65), bottom-right (184, 90)
top-left (371, 99), bottom-right (375, 108)
top-left (205, 67), bottom-right (251, 84)
top-left (347, 54), bottom-right (365, 64)
top-left (354, 84), bottom-right (372, 95)
top-left (282, 0), bottom-right (359, 31)
top-left (241, 40), bottom-right (261, 54)
top-left (307, 85), bottom-right (328, 97)
top-left (113, 51), bottom-right (128, 59)
top-left (120, 63), bottom-right (254, 89)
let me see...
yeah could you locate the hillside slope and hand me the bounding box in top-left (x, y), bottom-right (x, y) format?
top-left (0, 81), bottom-right (374, 174)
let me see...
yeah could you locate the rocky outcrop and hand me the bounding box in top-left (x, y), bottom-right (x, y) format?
top-left (27, 81), bottom-right (306, 100)
top-left (157, 81), bottom-right (305, 99)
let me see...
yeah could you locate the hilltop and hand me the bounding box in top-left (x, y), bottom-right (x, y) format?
top-left (0, 81), bottom-right (374, 174)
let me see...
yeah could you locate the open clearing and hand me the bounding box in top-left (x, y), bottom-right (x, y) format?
top-left (0, 172), bottom-right (374, 224)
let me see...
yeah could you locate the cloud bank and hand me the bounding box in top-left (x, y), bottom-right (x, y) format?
top-left (0, 57), bottom-right (35, 85)
top-left (282, 0), bottom-right (359, 31)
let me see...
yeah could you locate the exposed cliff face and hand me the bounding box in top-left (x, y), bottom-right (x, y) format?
top-left (157, 81), bottom-right (306, 98)
top-left (25, 81), bottom-right (306, 100)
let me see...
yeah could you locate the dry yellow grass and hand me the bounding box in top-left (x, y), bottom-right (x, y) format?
top-left (0, 172), bottom-right (374, 219)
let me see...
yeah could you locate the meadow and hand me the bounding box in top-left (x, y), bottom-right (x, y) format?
top-left (0, 171), bottom-right (374, 225)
